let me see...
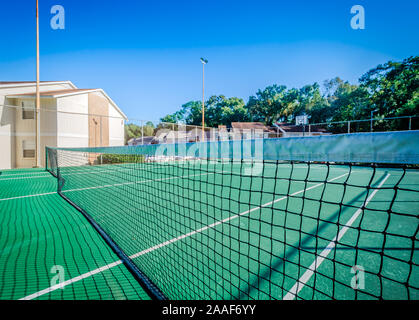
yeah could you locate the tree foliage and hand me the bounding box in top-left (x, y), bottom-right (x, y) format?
top-left (124, 121), bottom-right (155, 143)
top-left (160, 56), bottom-right (418, 128)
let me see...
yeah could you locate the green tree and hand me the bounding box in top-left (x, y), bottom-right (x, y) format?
top-left (328, 80), bottom-right (370, 122)
top-left (157, 56), bottom-right (418, 132)
top-left (205, 95), bottom-right (249, 126)
top-left (160, 96), bottom-right (248, 127)
top-left (143, 121), bottom-right (155, 136)
top-left (282, 84), bottom-right (331, 123)
top-left (246, 85), bottom-right (289, 125)
top-left (125, 121), bottom-right (156, 144)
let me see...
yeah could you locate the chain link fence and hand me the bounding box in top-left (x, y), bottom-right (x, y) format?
top-left (1, 103), bottom-right (417, 169)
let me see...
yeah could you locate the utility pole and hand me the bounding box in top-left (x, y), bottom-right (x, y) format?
top-left (35, 0), bottom-right (41, 167)
top-left (200, 58), bottom-right (208, 141)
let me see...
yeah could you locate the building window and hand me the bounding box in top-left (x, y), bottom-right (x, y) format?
top-left (23, 140), bottom-right (35, 158)
top-left (22, 102), bottom-right (35, 120)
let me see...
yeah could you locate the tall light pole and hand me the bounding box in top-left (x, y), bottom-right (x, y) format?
top-left (200, 58), bottom-right (208, 141)
top-left (35, 0), bottom-right (41, 167)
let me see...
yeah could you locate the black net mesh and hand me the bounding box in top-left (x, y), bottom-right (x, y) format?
top-left (45, 146), bottom-right (419, 300)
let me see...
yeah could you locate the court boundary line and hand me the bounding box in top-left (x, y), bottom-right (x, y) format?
top-left (20, 172), bottom-right (348, 300)
top-left (0, 192), bottom-right (57, 202)
top-left (282, 173), bottom-right (391, 300)
top-left (0, 175), bottom-right (51, 181)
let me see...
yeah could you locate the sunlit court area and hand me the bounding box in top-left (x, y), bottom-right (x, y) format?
top-left (1, 0), bottom-right (419, 306)
top-left (1, 131), bottom-right (418, 300)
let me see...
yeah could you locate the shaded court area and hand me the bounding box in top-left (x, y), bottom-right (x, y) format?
top-left (0, 168), bottom-right (151, 300)
top-left (1, 130), bottom-right (418, 301)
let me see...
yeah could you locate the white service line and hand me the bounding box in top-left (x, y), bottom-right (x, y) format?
top-left (0, 169), bottom-right (228, 202)
top-left (0, 175), bottom-right (51, 181)
top-left (20, 172), bottom-right (348, 300)
top-left (1, 172), bottom-right (49, 176)
top-left (282, 173), bottom-right (391, 300)
top-left (62, 170), bottom-right (231, 194)
top-left (20, 261), bottom-right (123, 300)
top-left (0, 192), bottom-right (57, 202)
top-left (54, 160), bottom-right (203, 177)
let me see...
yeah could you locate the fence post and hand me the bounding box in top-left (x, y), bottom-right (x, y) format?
top-left (308, 124), bottom-right (311, 134)
top-left (409, 117), bottom-right (412, 130)
top-left (141, 120), bottom-right (144, 145)
top-left (100, 116), bottom-right (103, 147)
top-left (348, 121), bottom-right (350, 134)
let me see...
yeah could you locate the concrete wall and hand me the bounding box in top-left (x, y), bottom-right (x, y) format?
top-left (9, 98), bottom-right (57, 168)
top-left (0, 101), bottom-right (16, 169)
top-left (56, 94), bottom-right (89, 148)
top-left (0, 83), bottom-right (127, 169)
top-left (88, 92), bottom-right (109, 148)
top-left (14, 98), bottom-right (36, 168)
top-left (40, 99), bottom-right (58, 167)
top-left (0, 82), bottom-right (72, 169)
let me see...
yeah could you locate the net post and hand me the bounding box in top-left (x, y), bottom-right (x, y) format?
top-left (45, 146), bottom-right (48, 171)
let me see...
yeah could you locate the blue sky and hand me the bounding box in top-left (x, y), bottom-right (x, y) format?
top-left (0, 0), bottom-right (418, 122)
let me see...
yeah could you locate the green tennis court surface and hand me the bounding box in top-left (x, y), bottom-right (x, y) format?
top-left (50, 150), bottom-right (419, 300)
top-left (1, 133), bottom-right (419, 300)
top-left (0, 169), bottom-right (150, 300)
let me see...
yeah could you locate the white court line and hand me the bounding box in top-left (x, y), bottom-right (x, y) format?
top-left (20, 172), bottom-right (348, 300)
top-left (0, 175), bottom-right (51, 181)
top-left (0, 170), bottom-right (228, 202)
top-left (283, 173), bottom-right (391, 300)
top-left (0, 172), bottom-right (49, 176)
top-left (0, 165), bottom-right (146, 181)
top-left (20, 261), bottom-right (124, 300)
top-left (61, 170), bottom-right (231, 194)
top-left (0, 163), bottom-right (358, 182)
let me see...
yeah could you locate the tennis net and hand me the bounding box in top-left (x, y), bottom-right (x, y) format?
top-left (46, 131), bottom-right (419, 300)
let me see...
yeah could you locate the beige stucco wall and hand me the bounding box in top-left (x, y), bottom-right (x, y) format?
top-left (10, 98), bottom-right (57, 168)
top-left (0, 84), bottom-right (126, 169)
top-left (40, 99), bottom-right (58, 167)
top-left (0, 82), bottom-right (72, 169)
top-left (108, 101), bottom-right (125, 146)
top-left (14, 98), bottom-right (36, 168)
top-left (0, 102), bottom-right (16, 169)
top-left (56, 94), bottom-right (89, 148)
